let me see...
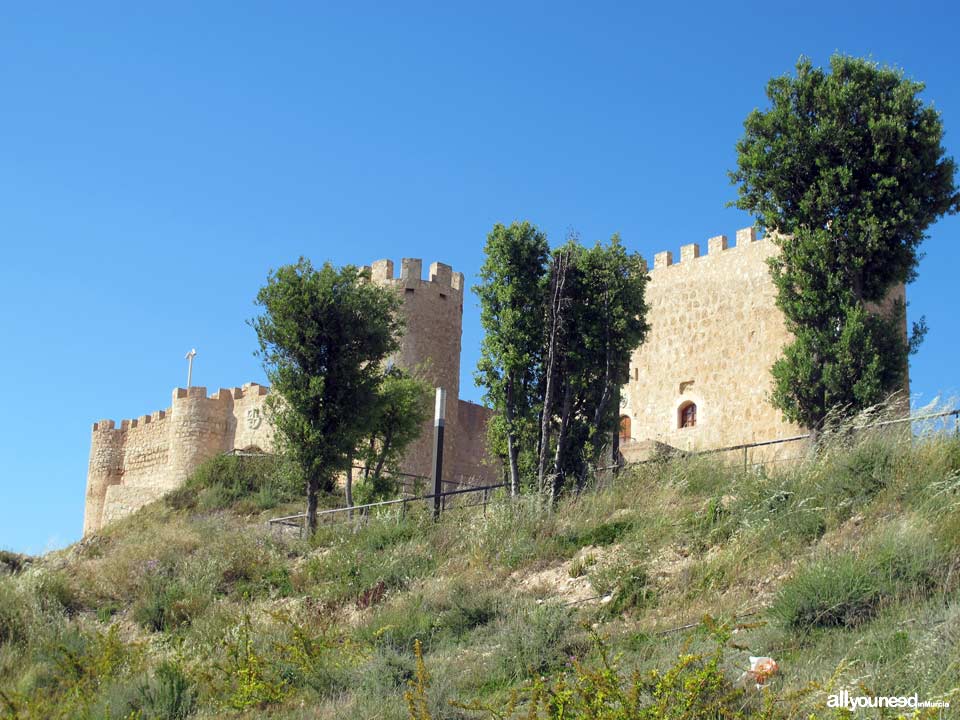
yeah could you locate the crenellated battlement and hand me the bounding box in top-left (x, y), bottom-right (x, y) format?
top-left (366, 258), bottom-right (465, 293)
top-left (651, 227), bottom-right (760, 270)
top-left (92, 383), bottom-right (270, 432)
top-left (83, 253), bottom-right (492, 537)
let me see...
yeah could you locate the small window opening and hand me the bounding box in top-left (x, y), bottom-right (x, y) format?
top-left (678, 402), bottom-right (697, 429)
top-left (619, 415), bottom-right (632, 441)
top-left (405, 288), bottom-right (415, 295)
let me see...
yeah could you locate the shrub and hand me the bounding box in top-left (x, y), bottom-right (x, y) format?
top-left (422, 629), bottom-right (778, 720)
top-left (361, 585), bottom-right (500, 654)
top-left (219, 617), bottom-right (287, 711)
top-left (132, 565), bottom-right (209, 633)
top-left (0, 551), bottom-right (30, 575)
top-left (301, 521), bottom-right (436, 604)
top-left (0, 581), bottom-right (27, 647)
top-left (557, 520), bottom-right (632, 553)
top-left (167, 453), bottom-right (303, 512)
top-left (137, 661), bottom-right (197, 719)
top-left (772, 525), bottom-right (946, 630)
top-left (495, 604), bottom-right (576, 681)
top-left (34, 571), bottom-right (84, 617)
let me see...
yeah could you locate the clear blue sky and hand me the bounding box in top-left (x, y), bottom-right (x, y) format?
top-left (2, 2), bottom-right (957, 554)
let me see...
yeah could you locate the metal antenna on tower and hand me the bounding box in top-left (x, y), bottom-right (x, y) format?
top-left (185, 349), bottom-right (197, 388)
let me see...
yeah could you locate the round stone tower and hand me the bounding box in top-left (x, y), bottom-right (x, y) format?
top-left (83, 420), bottom-right (126, 536)
top-left (166, 387), bottom-right (231, 490)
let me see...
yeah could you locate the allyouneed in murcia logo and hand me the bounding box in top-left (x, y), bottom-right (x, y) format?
top-left (827, 689), bottom-right (950, 711)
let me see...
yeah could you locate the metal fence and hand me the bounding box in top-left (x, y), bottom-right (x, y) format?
top-left (621, 408), bottom-right (960, 475)
top-left (268, 481), bottom-right (506, 537)
top-left (267, 408), bottom-right (959, 536)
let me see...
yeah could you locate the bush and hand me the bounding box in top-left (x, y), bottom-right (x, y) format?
top-left (556, 520), bottom-right (632, 554)
top-left (771, 524), bottom-right (946, 630)
top-left (0, 550), bottom-right (30, 575)
top-left (0, 581), bottom-right (27, 646)
top-left (137, 661), bottom-right (197, 719)
top-left (363, 586), bottom-right (500, 653)
top-left (495, 604), bottom-right (576, 681)
top-left (34, 571), bottom-right (84, 617)
top-left (594, 564), bottom-right (655, 616)
top-left (301, 520), bottom-right (436, 604)
top-left (132, 564), bottom-right (210, 633)
top-left (415, 628), bottom-right (775, 720)
top-left (166, 453), bottom-right (303, 512)
top-left (218, 617), bottom-right (287, 711)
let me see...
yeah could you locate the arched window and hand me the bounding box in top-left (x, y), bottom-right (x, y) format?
top-left (678, 402), bottom-right (697, 429)
top-left (619, 415), bottom-right (631, 441)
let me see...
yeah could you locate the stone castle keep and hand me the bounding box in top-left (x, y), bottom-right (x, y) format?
top-left (620, 227), bottom-right (804, 458)
top-left (84, 230), bottom-right (906, 534)
top-left (84, 259), bottom-right (495, 535)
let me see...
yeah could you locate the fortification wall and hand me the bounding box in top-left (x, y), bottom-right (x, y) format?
top-left (368, 258), bottom-right (466, 481)
top-left (451, 399), bottom-right (495, 485)
top-left (84, 259), bottom-right (496, 535)
top-left (84, 383), bottom-right (274, 534)
top-left (620, 228), bottom-right (908, 461)
top-left (621, 228), bottom-right (805, 455)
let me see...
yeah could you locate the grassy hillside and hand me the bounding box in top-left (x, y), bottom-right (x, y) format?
top-left (1, 429), bottom-right (959, 719)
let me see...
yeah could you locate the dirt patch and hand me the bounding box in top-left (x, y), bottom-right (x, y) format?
top-left (509, 545), bottom-right (621, 605)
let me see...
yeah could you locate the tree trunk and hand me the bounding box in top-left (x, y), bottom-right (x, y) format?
top-left (505, 380), bottom-right (520, 496)
top-left (611, 386), bottom-right (621, 477)
top-left (306, 476), bottom-right (319, 535)
top-left (551, 380), bottom-right (574, 502)
top-left (538, 251), bottom-right (568, 492)
top-left (373, 428), bottom-right (393, 481)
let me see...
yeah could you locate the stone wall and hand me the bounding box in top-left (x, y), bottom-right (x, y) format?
top-left (368, 258), bottom-right (466, 481)
top-left (84, 259), bottom-right (496, 536)
top-left (85, 383), bottom-right (275, 534)
top-left (620, 228), bottom-right (906, 463)
top-left (621, 228), bottom-right (804, 455)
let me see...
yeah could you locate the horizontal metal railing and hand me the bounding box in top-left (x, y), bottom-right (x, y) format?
top-left (267, 481), bottom-right (507, 536)
top-left (268, 408), bottom-right (958, 534)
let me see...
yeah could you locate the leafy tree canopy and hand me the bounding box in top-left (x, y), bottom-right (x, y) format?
top-left (731, 55), bottom-right (959, 431)
top-left (251, 258), bottom-right (402, 532)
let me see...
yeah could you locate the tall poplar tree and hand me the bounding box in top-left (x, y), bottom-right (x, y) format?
top-left (474, 222), bottom-right (549, 495)
top-left (731, 55), bottom-right (959, 434)
top-left (476, 224), bottom-right (648, 499)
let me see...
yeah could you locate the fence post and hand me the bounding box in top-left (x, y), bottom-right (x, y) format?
top-left (743, 446), bottom-right (748, 471)
top-left (432, 388), bottom-right (446, 520)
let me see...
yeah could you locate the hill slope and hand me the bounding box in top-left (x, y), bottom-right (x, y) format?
top-left (1, 431), bottom-right (959, 719)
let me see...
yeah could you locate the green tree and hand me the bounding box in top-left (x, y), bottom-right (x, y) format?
top-left (731, 55), bottom-right (959, 434)
top-left (543, 237), bottom-right (649, 498)
top-left (474, 222), bottom-right (550, 495)
top-left (251, 259), bottom-right (402, 533)
top-left (476, 224), bottom-right (648, 499)
top-left (351, 366), bottom-right (430, 505)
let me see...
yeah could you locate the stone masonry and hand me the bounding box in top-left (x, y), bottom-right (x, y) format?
top-left (85, 238), bottom-right (909, 534)
top-left (620, 228), bottom-right (907, 464)
top-left (83, 259), bottom-right (496, 536)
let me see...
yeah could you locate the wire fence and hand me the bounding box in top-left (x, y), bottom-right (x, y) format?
top-left (267, 408), bottom-right (960, 537)
top-left (268, 480), bottom-right (506, 537)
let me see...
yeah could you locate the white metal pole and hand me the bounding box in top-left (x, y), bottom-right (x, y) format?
top-left (185, 349), bottom-right (197, 388)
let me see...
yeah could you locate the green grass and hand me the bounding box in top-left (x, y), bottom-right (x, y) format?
top-left (1, 431), bottom-right (959, 718)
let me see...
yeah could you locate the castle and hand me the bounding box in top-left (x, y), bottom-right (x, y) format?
top-left (84, 229), bottom-right (907, 534)
top-left (620, 226), bottom-right (906, 462)
top-left (620, 227), bottom-right (804, 460)
top-left (83, 259), bottom-right (495, 535)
